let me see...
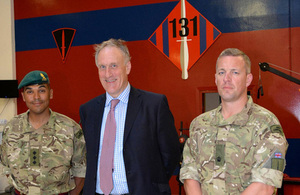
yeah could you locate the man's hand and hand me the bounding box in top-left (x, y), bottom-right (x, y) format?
top-left (184, 179), bottom-right (202, 195)
top-left (69, 177), bottom-right (85, 195)
top-left (241, 182), bottom-right (275, 195)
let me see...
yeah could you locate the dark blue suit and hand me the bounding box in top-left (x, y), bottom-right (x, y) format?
top-left (79, 87), bottom-right (180, 195)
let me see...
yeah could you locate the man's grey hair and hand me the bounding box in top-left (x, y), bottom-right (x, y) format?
top-left (94, 38), bottom-right (131, 67)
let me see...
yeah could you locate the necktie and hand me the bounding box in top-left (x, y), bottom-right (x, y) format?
top-left (100, 99), bottom-right (120, 195)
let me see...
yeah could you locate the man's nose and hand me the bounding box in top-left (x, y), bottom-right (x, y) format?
top-left (33, 91), bottom-right (40, 99)
top-left (105, 67), bottom-right (112, 77)
top-left (223, 73), bottom-right (231, 82)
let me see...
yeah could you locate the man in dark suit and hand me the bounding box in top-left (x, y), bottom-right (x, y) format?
top-left (79, 38), bottom-right (180, 195)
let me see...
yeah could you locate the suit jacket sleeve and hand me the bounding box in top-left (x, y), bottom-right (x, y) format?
top-left (79, 95), bottom-right (105, 195)
top-left (157, 95), bottom-right (181, 179)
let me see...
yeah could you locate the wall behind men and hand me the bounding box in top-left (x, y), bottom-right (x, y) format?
top-left (13, 0), bottom-right (300, 193)
top-left (0, 0), bottom-right (16, 192)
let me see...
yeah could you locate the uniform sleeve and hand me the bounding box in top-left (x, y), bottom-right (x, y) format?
top-left (179, 119), bottom-right (201, 183)
top-left (71, 123), bottom-right (86, 178)
top-left (251, 120), bottom-right (288, 188)
top-left (0, 123), bottom-right (12, 175)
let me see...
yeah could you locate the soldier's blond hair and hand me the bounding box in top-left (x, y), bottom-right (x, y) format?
top-left (216, 48), bottom-right (251, 74)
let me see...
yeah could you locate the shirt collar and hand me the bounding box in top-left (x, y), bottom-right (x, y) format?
top-left (211, 96), bottom-right (253, 126)
top-left (105, 83), bottom-right (130, 107)
top-left (24, 108), bottom-right (56, 132)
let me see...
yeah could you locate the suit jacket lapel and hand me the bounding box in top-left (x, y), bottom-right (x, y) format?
top-left (124, 87), bottom-right (141, 144)
top-left (93, 94), bottom-right (106, 146)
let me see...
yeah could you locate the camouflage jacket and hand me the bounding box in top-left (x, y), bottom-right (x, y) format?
top-left (180, 96), bottom-right (288, 195)
top-left (0, 110), bottom-right (86, 195)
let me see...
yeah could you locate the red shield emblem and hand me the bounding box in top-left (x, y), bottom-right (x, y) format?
top-left (52, 28), bottom-right (76, 63)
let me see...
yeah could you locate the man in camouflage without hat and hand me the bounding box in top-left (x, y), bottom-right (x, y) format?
top-left (0, 70), bottom-right (86, 195)
top-left (180, 49), bottom-right (288, 195)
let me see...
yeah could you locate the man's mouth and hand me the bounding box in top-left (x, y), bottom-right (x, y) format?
top-left (106, 79), bottom-right (117, 83)
top-left (222, 85), bottom-right (233, 89)
top-left (32, 102), bottom-right (42, 106)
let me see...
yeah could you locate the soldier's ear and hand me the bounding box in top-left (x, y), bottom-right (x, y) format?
top-left (50, 89), bottom-right (53, 99)
top-left (246, 73), bottom-right (253, 87)
top-left (21, 92), bottom-right (26, 102)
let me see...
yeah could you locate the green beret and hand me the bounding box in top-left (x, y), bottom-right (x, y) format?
top-left (18, 70), bottom-right (50, 89)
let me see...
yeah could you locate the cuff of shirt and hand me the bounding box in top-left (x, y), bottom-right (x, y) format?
top-left (251, 168), bottom-right (284, 188)
top-left (71, 166), bottom-right (86, 178)
top-left (179, 165), bottom-right (201, 184)
top-left (0, 164), bottom-right (11, 175)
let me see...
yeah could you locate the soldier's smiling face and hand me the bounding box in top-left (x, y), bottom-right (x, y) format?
top-left (21, 84), bottom-right (53, 116)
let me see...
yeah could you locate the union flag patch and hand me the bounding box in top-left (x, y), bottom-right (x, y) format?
top-left (275, 152), bottom-right (282, 158)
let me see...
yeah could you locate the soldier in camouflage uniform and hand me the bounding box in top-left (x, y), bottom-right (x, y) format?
top-left (180, 48), bottom-right (288, 195)
top-left (0, 70), bottom-right (86, 195)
